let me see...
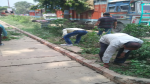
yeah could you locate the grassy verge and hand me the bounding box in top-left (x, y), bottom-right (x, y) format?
top-left (0, 15), bottom-right (150, 79)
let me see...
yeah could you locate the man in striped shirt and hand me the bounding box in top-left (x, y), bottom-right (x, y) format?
top-left (94, 12), bottom-right (117, 36)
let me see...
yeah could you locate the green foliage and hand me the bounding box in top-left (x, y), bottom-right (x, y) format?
top-left (2, 27), bottom-right (22, 41)
top-left (0, 6), bottom-right (7, 11)
top-left (123, 24), bottom-right (150, 60)
top-left (32, 0), bottom-right (92, 14)
top-left (30, 3), bottom-right (43, 10)
top-left (129, 39), bottom-right (150, 60)
top-left (81, 30), bottom-right (100, 48)
top-left (50, 19), bottom-right (84, 28)
top-left (81, 48), bottom-right (100, 54)
top-left (7, 15), bottom-right (31, 23)
top-left (80, 27), bottom-right (100, 54)
top-left (129, 60), bottom-right (150, 78)
top-left (123, 24), bottom-right (150, 38)
top-left (14, 1), bottom-right (33, 14)
top-left (64, 0), bottom-right (92, 13)
top-left (110, 60), bottom-right (150, 78)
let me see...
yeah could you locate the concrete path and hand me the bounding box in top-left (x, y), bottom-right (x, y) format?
top-left (0, 22), bottom-right (116, 84)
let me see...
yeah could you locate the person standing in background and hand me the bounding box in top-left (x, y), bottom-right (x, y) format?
top-left (94, 12), bottom-right (117, 36)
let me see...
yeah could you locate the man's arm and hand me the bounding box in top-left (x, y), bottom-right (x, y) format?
top-left (117, 49), bottom-right (129, 58)
top-left (114, 21), bottom-right (117, 29)
top-left (0, 25), bottom-right (7, 36)
top-left (0, 25), bottom-right (8, 39)
top-left (102, 45), bottom-right (117, 63)
top-left (94, 21), bottom-right (100, 26)
top-left (62, 29), bottom-right (67, 37)
top-left (102, 44), bottom-right (118, 68)
top-left (59, 37), bottom-right (64, 41)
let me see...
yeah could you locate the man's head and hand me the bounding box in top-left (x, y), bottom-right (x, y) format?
top-left (123, 42), bottom-right (142, 50)
top-left (103, 12), bottom-right (110, 16)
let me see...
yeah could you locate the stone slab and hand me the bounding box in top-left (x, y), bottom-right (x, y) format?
top-left (0, 61), bottom-right (115, 84)
top-left (0, 37), bottom-right (63, 57)
top-left (0, 56), bottom-right (71, 67)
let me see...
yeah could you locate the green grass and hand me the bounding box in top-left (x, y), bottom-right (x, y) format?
top-left (2, 27), bottom-right (23, 41)
top-left (0, 16), bottom-right (64, 44)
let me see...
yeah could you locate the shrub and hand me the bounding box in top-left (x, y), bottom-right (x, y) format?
top-left (123, 24), bottom-right (150, 38)
top-left (122, 24), bottom-right (150, 60)
top-left (129, 39), bottom-right (150, 60)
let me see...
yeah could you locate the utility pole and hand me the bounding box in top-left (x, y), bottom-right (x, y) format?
top-left (8, 0), bottom-right (10, 8)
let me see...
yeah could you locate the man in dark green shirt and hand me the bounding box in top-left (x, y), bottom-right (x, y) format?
top-left (0, 24), bottom-right (7, 46)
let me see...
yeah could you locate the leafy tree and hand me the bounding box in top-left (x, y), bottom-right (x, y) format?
top-left (0, 6), bottom-right (8, 12)
top-left (32, 0), bottom-right (93, 19)
top-left (14, 1), bottom-right (33, 14)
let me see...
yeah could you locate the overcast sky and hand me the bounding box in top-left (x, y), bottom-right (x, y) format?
top-left (0, 0), bottom-right (38, 7)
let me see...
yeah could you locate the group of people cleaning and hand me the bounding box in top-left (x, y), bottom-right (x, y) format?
top-left (0, 13), bottom-right (143, 68)
top-left (59, 13), bottom-right (143, 68)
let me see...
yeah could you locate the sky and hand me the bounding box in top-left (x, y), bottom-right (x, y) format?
top-left (0, 0), bottom-right (38, 7)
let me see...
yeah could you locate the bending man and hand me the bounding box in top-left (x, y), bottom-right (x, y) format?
top-left (99, 33), bottom-right (143, 68)
top-left (60, 28), bottom-right (88, 46)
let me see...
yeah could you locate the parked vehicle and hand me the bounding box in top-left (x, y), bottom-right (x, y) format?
top-left (43, 13), bottom-right (57, 20)
top-left (107, 0), bottom-right (150, 32)
top-left (0, 8), bottom-right (14, 16)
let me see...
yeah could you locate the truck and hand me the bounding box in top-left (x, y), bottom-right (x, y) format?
top-left (0, 10), bottom-right (13, 16)
top-left (107, 0), bottom-right (150, 32)
top-left (0, 8), bottom-right (14, 16)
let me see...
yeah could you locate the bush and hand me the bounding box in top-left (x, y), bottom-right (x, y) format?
top-left (50, 19), bottom-right (84, 28)
top-left (81, 30), bottom-right (100, 48)
top-left (130, 39), bottom-right (150, 60)
top-left (123, 24), bottom-right (150, 38)
top-left (122, 24), bottom-right (150, 60)
top-left (7, 15), bottom-right (32, 23)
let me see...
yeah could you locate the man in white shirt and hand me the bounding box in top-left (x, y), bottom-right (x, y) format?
top-left (99, 33), bottom-right (143, 68)
top-left (60, 28), bottom-right (88, 46)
